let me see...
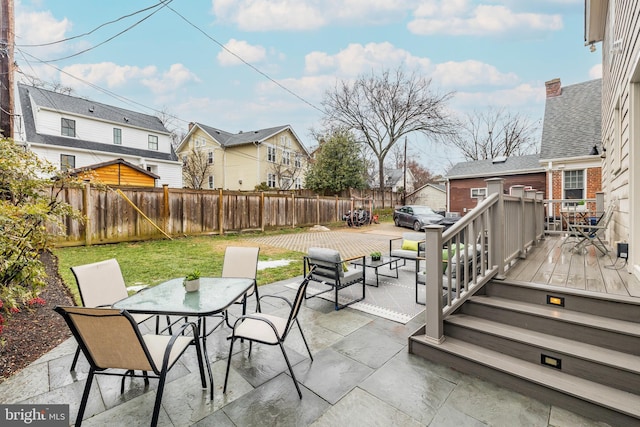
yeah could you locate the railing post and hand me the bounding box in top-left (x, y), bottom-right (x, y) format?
top-left (424, 225), bottom-right (445, 344)
top-left (511, 185), bottom-right (526, 258)
top-left (162, 184), bottom-right (169, 236)
top-left (536, 191), bottom-right (545, 240)
top-left (596, 192), bottom-right (604, 216)
top-left (486, 178), bottom-right (505, 279)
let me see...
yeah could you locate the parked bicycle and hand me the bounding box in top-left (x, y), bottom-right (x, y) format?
top-left (343, 208), bottom-right (371, 227)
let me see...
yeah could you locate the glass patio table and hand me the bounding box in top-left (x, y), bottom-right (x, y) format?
top-left (113, 277), bottom-right (254, 399)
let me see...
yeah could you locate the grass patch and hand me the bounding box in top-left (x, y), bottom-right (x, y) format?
top-left (54, 235), bottom-right (305, 305)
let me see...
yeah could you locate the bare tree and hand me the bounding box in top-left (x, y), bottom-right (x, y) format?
top-left (446, 107), bottom-right (539, 161)
top-left (322, 67), bottom-right (456, 206)
top-left (268, 140), bottom-right (307, 190)
top-left (182, 147), bottom-right (212, 189)
top-left (156, 107), bottom-right (182, 149)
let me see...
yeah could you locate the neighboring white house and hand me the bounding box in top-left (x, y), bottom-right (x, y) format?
top-left (371, 168), bottom-right (416, 193)
top-left (15, 84), bottom-right (182, 188)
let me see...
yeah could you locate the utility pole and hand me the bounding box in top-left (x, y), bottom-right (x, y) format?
top-left (0, 0), bottom-right (14, 139)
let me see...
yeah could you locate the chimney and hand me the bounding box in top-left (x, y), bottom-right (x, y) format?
top-left (545, 78), bottom-right (561, 98)
top-left (188, 122), bottom-right (195, 131)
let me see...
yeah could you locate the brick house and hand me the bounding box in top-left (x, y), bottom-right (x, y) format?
top-left (540, 78), bottom-right (602, 218)
top-left (445, 155), bottom-right (545, 216)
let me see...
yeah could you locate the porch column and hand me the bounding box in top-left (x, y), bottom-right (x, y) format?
top-left (486, 178), bottom-right (505, 279)
top-left (424, 225), bottom-right (445, 343)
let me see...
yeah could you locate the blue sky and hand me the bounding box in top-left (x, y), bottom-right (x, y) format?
top-left (14, 0), bottom-right (602, 174)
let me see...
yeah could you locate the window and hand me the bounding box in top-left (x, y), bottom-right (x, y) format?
top-left (294, 153), bottom-right (302, 168)
top-left (267, 145), bottom-right (276, 163)
top-left (267, 173), bottom-right (276, 188)
top-left (194, 137), bottom-right (206, 148)
top-left (60, 154), bottom-right (75, 171)
top-left (563, 170), bottom-right (585, 205)
top-left (208, 151), bottom-right (213, 164)
top-left (295, 177), bottom-right (302, 189)
top-left (281, 177), bottom-right (292, 189)
top-left (113, 128), bottom-right (122, 145)
top-left (282, 150), bottom-right (290, 166)
top-left (470, 188), bottom-right (487, 198)
top-left (208, 176), bottom-right (214, 189)
top-left (61, 118), bottom-right (76, 137)
top-left (148, 135), bottom-right (158, 150)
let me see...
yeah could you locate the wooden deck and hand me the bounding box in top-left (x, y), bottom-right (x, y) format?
top-left (504, 235), bottom-right (640, 298)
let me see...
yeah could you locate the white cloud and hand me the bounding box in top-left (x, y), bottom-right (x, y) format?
top-left (218, 39), bottom-right (268, 66)
top-left (61, 63), bottom-right (157, 88)
top-left (453, 82), bottom-right (545, 111)
top-left (212, 0), bottom-right (413, 31)
top-left (141, 64), bottom-right (200, 94)
top-left (409, 3), bottom-right (563, 36)
top-left (15, 3), bottom-right (74, 58)
top-left (305, 42), bottom-right (431, 77)
top-left (432, 60), bottom-right (519, 87)
top-left (589, 63), bottom-right (603, 79)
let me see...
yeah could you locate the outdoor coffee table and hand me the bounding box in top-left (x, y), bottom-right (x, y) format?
top-left (350, 255), bottom-right (400, 287)
top-left (113, 276), bottom-right (253, 400)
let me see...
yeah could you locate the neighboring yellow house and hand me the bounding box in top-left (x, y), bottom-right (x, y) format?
top-left (176, 123), bottom-right (311, 190)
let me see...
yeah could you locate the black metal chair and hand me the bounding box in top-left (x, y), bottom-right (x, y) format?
top-left (223, 272), bottom-right (314, 398)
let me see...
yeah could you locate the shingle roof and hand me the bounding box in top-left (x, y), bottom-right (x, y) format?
top-left (190, 122), bottom-right (310, 155)
top-left (446, 154), bottom-right (543, 179)
top-left (540, 79), bottom-right (602, 160)
top-left (18, 84), bottom-right (177, 162)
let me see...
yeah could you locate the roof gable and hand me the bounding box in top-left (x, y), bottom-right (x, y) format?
top-left (540, 79), bottom-right (602, 161)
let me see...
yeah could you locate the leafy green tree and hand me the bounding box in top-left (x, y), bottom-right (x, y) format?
top-left (0, 139), bottom-right (81, 316)
top-left (305, 131), bottom-right (367, 195)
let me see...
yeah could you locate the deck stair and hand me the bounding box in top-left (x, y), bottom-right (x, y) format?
top-left (409, 279), bottom-right (640, 426)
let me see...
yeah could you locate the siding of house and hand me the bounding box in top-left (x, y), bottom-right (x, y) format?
top-left (407, 186), bottom-right (446, 211)
top-left (598, 1), bottom-right (640, 265)
top-left (75, 163), bottom-right (156, 187)
top-left (449, 173), bottom-right (546, 215)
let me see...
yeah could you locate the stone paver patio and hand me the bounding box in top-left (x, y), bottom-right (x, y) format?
top-left (0, 225), bottom-right (613, 426)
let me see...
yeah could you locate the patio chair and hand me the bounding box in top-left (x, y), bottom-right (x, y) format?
top-left (570, 205), bottom-right (614, 255)
top-left (223, 272), bottom-right (314, 398)
top-left (303, 247), bottom-right (365, 310)
top-left (221, 246), bottom-right (261, 327)
top-left (54, 306), bottom-right (206, 427)
top-left (389, 232), bottom-right (425, 269)
top-left (69, 258), bottom-right (158, 371)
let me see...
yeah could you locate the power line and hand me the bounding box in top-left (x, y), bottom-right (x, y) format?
top-left (164, 3), bottom-right (323, 114)
top-left (31, 0), bottom-right (174, 63)
top-left (15, 1), bottom-right (169, 47)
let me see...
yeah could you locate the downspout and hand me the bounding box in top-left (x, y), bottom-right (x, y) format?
top-left (254, 141), bottom-right (261, 185)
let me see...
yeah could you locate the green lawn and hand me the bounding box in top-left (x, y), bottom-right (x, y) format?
top-left (54, 234), bottom-right (305, 305)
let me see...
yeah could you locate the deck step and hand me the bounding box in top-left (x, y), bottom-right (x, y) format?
top-left (409, 335), bottom-right (640, 425)
top-left (461, 295), bottom-right (640, 355)
top-left (446, 314), bottom-right (640, 373)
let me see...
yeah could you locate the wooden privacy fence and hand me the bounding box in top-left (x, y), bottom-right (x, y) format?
top-left (55, 184), bottom-right (370, 247)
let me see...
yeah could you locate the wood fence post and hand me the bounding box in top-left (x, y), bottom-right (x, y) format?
top-left (219, 188), bottom-right (224, 235)
top-left (83, 182), bottom-right (92, 246)
top-left (292, 192), bottom-right (296, 228)
top-left (260, 191), bottom-right (265, 232)
top-left (162, 184), bottom-right (169, 236)
top-left (316, 194), bottom-right (320, 225)
top-left (335, 196), bottom-right (339, 222)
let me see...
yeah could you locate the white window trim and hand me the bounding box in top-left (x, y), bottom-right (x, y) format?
top-left (470, 187), bottom-right (487, 198)
top-left (561, 169), bottom-right (587, 210)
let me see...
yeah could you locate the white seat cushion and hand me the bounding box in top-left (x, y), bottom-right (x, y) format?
top-left (233, 313), bottom-right (288, 344)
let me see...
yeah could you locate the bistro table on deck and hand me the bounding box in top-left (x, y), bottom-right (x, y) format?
top-left (113, 277), bottom-right (254, 399)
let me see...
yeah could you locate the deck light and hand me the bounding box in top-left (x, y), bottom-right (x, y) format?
top-left (546, 295), bottom-right (564, 307)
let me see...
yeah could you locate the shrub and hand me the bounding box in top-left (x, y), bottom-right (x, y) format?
top-left (0, 139), bottom-right (82, 315)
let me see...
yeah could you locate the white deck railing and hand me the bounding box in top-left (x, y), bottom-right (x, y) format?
top-left (421, 178), bottom-right (545, 343)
